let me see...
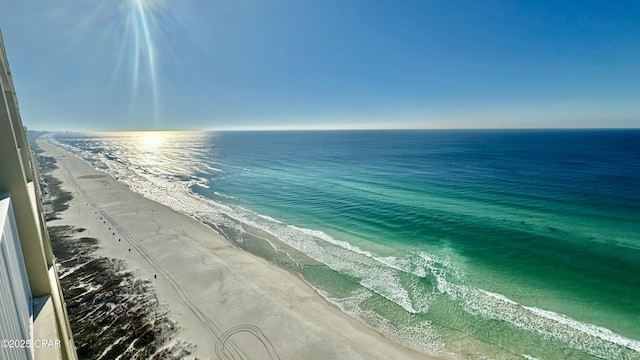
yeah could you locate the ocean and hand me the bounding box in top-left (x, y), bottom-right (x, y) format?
top-left (52, 129), bottom-right (640, 359)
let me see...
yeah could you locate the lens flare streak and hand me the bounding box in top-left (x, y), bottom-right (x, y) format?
top-left (125, 0), bottom-right (161, 128)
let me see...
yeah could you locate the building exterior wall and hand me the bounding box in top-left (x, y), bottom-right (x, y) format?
top-left (0, 30), bottom-right (77, 360)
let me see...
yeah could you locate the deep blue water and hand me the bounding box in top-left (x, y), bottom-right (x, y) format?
top-left (54, 129), bottom-right (640, 359)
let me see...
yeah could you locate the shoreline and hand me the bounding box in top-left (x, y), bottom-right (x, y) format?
top-left (38, 137), bottom-right (445, 360)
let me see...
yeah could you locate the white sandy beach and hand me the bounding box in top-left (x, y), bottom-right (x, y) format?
top-left (38, 138), bottom-right (444, 360)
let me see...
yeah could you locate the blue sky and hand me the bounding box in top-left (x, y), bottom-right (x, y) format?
top-left (1, 0), bottom-right (639, 131)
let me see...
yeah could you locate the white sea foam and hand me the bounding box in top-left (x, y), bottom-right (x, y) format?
top-left (522, 305), bottom-right (640, 353)
top-left (253, 212), bottom-right (283, 224)
top-left (213, 192), bottom-right (236, 200)
top-left (320, 287), bottom-right (445, 355)
top-left (462, 288), bottom-right (640, 358)
top-left (273, 225), bottom-right (420, 313)
top-left (478, 289), bottom-right (518, 305)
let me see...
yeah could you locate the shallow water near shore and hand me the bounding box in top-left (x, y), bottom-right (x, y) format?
top-left (52, 129), bottom-right (640, 359)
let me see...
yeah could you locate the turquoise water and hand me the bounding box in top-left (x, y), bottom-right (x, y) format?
top-left (54, 130), bottom-right (640, 359)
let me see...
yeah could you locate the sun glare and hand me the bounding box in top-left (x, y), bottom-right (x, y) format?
top-left (119, 0), bottom-right (164, 128)
top-left (135, 0), bottom-right (164, 10)
top-left (139, 132), bottom-right (164, 152)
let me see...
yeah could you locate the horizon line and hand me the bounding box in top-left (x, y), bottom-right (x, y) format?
top-left (27, 126), bottom-right (640, 133)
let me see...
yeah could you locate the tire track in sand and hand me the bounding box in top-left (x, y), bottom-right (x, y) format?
top-left (56, 154), bottom-right (282, 359)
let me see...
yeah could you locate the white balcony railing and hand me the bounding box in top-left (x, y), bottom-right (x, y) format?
top-left (0, 193), bottom-right (34, 360)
